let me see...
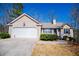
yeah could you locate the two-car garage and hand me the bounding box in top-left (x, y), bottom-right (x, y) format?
top-left (11, 28), bottom-right (38, 39)
top-left (8, 13), bottom-right (41, 39)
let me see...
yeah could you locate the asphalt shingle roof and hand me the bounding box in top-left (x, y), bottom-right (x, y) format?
top-left (41, 22), bottom-right (63, 28)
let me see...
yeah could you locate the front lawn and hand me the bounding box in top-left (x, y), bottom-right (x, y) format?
top-left (32, 43), bottom-right (79, 56)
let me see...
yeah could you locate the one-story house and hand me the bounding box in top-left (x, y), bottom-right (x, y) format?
top-left (7, 13), bottom-right (73, 40)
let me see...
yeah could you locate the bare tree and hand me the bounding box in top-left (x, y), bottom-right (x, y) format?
top-left (28, 8), bottom-right (42, 22)
top-left (0, 3), bottom-right (23, 32)
top-left (71, 4), bottom-right (79, 43)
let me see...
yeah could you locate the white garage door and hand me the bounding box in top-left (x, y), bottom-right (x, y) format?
top-left (12, 28), bottom-right (38, 38)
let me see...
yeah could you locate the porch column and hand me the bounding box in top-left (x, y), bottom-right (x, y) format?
top-left (57, 29), bottom-right (60, 36)
top-left (61, 29), bottom-right (64, 38)
top-left (70, 29), bottom-right (73, 37)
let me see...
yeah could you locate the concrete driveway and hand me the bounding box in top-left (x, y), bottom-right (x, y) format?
top-left (0, 39), bottom-right (36, 56)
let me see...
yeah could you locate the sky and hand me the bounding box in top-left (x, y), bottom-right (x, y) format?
top-left (23, 3), bottom-right (74, 24)
top-left (0, 3), bottom-right (74, 25)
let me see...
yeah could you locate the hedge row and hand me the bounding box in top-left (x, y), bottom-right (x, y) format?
top-left (40, 34), bottom-right (58, 41)
top-left (0, 32), bottom-right (10, 39)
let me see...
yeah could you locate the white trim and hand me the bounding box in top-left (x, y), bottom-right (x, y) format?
top-left (7, 13), bottom-right (41, 25)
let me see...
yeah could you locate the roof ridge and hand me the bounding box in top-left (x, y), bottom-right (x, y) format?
top-left (7, 13), bottom-right (41, 25)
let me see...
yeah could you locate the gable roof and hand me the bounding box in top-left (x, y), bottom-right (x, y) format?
top-left (41, 22), bottom-right (63, 28)
top-left (7, 13), bottom-right (41, 25)
top-left (7, 13), bottom-right (72, 29)
top-left (61, 24), bottom-right (73, 28)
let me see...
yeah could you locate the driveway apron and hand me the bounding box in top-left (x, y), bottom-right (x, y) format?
top-left (0, 39), bottom-right (36, 56)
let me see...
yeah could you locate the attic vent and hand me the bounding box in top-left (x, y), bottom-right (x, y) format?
top-left (23, 22), bottom-right (25, 27)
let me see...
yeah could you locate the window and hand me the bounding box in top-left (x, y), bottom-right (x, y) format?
top-left (43, 28), bottom-right (52, 34)
top-left (64, 29), bottom-right (70, 34)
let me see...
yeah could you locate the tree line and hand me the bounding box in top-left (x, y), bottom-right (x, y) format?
top-left (0, 3), bottom-right (23, 32)
top-left (71, 4), bottom-right (79, 43)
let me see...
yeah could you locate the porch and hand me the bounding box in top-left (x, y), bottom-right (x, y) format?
top-left (41, 28), bottom-right (61, 36)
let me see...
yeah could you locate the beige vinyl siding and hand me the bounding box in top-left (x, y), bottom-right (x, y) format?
top-left (12, 16), bottom-right (37, 27)
top-left (9, 15), bottom-right (41, 39)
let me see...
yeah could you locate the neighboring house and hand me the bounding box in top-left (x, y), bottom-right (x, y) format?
top-left (7, 13), bottom-right (73, 40)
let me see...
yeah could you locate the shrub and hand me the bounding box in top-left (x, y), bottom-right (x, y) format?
top-left (62, 36), bottom-right (68, 40)
top-left (40, 34), bottom-right (58, 41)
top-left (0, 32), bottom-right (10, 39)
top-left (68, 37), bottom-right (75, 41)
top-left (76, 37), bottom-right (79, 43)
top-left (58, 36), bottom-right (62, 40)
